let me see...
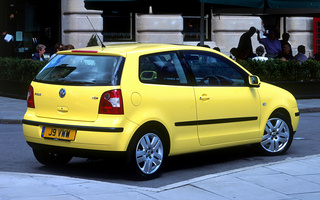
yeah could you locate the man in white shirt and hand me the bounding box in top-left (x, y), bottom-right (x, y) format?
top-left (252, 46), bottom-right (268, 61)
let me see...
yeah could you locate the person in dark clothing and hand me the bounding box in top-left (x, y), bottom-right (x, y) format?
top-left (280, 33), bottom-right (292, 56)
top-left (277, 42), bottom-right (293, 61)
top-left (32, 44), bottom-right (46, 61)
top-left (213, 47), bottom-right (220, 52)
top-left (49, 43), bottom-right (64, 60)
top-left (236, 26), bottom-right (257, 60)
top-left (0, 30), bottom-right (14, 57)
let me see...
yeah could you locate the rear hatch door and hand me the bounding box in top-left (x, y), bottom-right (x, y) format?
top-left (32, 54), bottom-right (124, 122)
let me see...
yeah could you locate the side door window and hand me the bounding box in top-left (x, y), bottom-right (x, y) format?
top-left (183, 51), bottom-right (247, 87)
top-left (139, 52), bottom-right (189, 85)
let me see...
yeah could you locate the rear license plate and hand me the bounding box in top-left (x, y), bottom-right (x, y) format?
top-left (42, 127), bottom-right (76, 141)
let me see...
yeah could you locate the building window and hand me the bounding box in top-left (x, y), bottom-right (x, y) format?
top-left (183, 15), bottom-right (211, 41)
top-left (102, 12), bottom-right (135, 42)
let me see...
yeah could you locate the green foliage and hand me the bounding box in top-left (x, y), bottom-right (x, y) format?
top-left (240, 59), bottom-right (320, 82)
top-left (87, 34), bottom-right (99, 47)
top-left (1, 57), bottom-right (320, 83)
top-left (0, 57), bottom-right (47, 82)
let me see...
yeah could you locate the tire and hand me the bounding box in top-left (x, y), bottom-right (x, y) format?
top-left (258, 112), bottom-right (293, 156)
top-left (33, 149), bottom-right (73, 166)
top-left (127, 128), bottom-right (167, 179)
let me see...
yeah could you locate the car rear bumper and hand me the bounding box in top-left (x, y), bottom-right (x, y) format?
top-left (22, 118), bottom-right (138, 153)
top-left (23, 119), bottom-right (124, 133)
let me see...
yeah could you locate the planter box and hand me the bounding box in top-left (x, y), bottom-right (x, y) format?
top-left (0, 80), bottom-right (30, 100)
top-left (270, 81), bottom-right (320, 99)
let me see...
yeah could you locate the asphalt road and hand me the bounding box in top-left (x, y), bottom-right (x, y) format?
top-left (1, 112), bottom-right (319, 188)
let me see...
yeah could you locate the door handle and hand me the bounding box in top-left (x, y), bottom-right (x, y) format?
top-left (200, 95), bottom-right (210, 101)
top-left (57, 106), bottom-right (69, 112)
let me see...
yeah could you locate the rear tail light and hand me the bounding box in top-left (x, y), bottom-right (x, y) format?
top-left (27, 86), bottom-right (35, 108)
top-left (99, 90), bottom-right (124, 114)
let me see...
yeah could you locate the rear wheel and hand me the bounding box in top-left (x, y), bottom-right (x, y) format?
top-left (127, 128), bottom-right (167, 179)
top-left (258, 112), bottom-right (293, 156)
top-left (33, 149), bottom-right (73, 166)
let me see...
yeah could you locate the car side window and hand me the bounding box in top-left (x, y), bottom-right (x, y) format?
top-left (139, 52), bottom-right (188, 85)
top-left (182, 51), bottom-right (247, 86)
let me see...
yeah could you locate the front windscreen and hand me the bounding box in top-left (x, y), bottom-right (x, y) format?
top-left (34, 55), bottom-right (124, 86)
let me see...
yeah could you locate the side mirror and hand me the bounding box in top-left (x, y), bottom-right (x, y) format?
top-left (248, 75), bottom-right (261, 87)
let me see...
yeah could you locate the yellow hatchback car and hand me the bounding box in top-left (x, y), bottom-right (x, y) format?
top-left (23, 43), bottom-right (299, 179)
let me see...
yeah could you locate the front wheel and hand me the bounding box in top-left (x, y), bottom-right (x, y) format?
top-left (258, 112), bottom-right (293, 156)
top-left (127, 129), bottom-right (167, 179)
top-left (33, 149), bottom-right (73, 166)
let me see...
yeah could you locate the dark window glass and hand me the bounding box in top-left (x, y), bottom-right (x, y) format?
top-left (102, 12), bottom-right (134, 41)
top-left (183, 15), bottom-right (210, 41)
top-left (139, 52), bottom-right (188, 85)
top-left (35, 55), bottom-right (124, 86)
top-left (182, 51), bottom-right (247, 86)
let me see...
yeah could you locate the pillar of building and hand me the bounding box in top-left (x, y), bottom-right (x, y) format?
top-left (61, 0), bottom-right (103, 48)
top-left (286, 17), bottom-right (313, 56)
top-left (136, 14), bottom-right (184, 44)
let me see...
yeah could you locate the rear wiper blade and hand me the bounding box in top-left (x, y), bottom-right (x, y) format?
top-left (65, 81), bottom-right (95, 85)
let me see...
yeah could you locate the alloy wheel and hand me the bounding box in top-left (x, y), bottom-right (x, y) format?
top-left (135, 133), bottom-right (164, 175)
top-left (261, 117), bottom-right (290, 153)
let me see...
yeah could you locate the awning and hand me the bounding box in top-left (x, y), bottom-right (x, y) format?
top-left (201, 0), bottom-right (320, 9)
top-left (85, 0), bottom-right (147, 13)
top-left (204, 0), bottom-right (320, 16)
top-left (268, 0), bottom-right (320, 9)
top-left (84, 0), bottom-right (202, 14)
top-left (200, 0), bottom-right (265, 9)
top-left (84, 0), bottom-right (320, 45)
top-left (85, 0), bottom-right (320, 16)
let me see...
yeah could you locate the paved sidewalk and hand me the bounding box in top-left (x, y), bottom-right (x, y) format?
top-left (1, 96), bottom-right (320, 199)
top-left (0, 155), bottom-right (319, 199)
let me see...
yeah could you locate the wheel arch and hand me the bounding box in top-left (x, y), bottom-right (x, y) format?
top-left (259, 107), bottom-right (294, 138)
top-left (127, 121), bottom-right (171, 155)
top-left (270, 108), bottom-right (292, 126)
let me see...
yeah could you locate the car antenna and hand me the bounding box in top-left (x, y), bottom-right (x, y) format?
top-left (86, 16), bottom-right (106, 48)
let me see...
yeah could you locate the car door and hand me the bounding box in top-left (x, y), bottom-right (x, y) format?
top-left (182, 50), bottom-right (261, 146)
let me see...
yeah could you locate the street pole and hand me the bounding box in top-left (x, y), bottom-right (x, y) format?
top-left (200, 2), bottom-right (205, 46)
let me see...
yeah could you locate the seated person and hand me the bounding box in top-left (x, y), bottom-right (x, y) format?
top-left (32, 44), bottom-right (46, 61)
top-left (293, 45), bottom-right (308, 63)
top-left (277, 42), bottom-right (293, 61)
top-left (252, 46), bottom-right (268, 61)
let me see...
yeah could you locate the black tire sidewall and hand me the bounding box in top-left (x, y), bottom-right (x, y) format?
top-left (33, 148), bottom-right (72, 166)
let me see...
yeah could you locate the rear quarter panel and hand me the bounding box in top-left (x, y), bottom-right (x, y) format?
top-left (120, 51), bottom-right (202, 155)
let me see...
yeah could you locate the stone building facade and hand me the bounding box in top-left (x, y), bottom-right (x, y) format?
top-left (62, 0), bottom-right (313, 56)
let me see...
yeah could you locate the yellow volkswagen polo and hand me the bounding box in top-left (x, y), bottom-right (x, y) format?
top-left (23, 43), bottom-right (299, 179)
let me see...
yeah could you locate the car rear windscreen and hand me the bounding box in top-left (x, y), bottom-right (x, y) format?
top-left (34, 55), bottom-right (124, 86)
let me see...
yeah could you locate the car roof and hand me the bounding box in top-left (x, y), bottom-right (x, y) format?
top-left (54, 43), bottom-right (251, 75)
top-left (57, 43), bottom-right (213, 57)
